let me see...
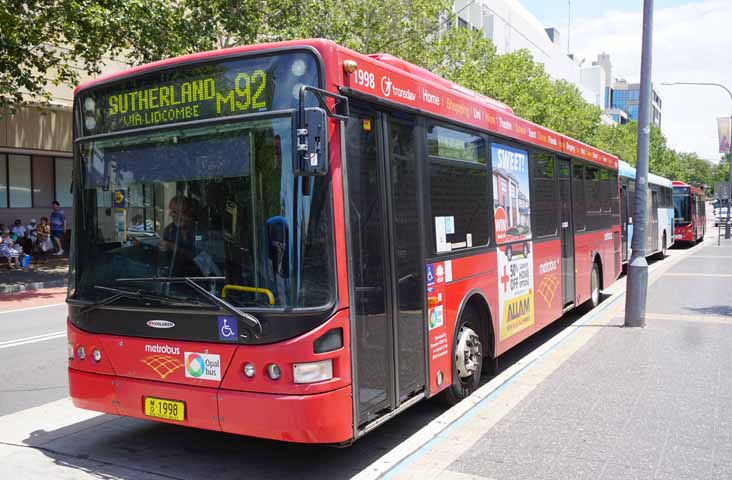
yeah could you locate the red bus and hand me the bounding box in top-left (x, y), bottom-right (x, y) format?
top-left (672, 181), bottom-right (706, 244)
top-left (67, 39), bottom-right (621, 444)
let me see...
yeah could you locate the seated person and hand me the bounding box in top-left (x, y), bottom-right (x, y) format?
top-left (0, 228), bottom-right (27, 268)
top-left (36, 217), bottom-right (52, 253)
top-left (11, 219), bottom-right (30, 253)
top-left (159, 196), bottom-right (201, 276)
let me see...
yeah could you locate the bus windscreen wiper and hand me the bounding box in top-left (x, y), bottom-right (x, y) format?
top-left (115, 276), bottom-right (263, 336)
top-left (81, 285), bottom-right (208, 314)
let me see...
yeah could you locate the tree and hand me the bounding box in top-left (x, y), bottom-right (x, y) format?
top-left (418, 28), bottom-right (602, 142)
top-left (0, 0), bottom-right (183, 110)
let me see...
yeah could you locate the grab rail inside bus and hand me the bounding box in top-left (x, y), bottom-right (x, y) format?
top-left (221, 285), bottom-right (275, 305)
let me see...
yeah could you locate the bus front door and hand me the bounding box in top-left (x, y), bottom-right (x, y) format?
top-left (345, 103), bottom-right (426, 429)
top-left (559, 158), bottom-right (575, 307)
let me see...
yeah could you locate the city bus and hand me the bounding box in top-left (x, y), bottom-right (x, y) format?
top-left (67, 39), bottom-right (622, 445)
top-left (672, 180), bottom-right (706, 244)
top-left (619, 160), bottom-right (674, 262)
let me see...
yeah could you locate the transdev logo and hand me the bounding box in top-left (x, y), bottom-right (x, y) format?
top-left (144, 344), bottom-right (180, 355)
top-left (184, 352), bottom-right (221, 381)
top-left (146, 320), bottom-right (175, 329)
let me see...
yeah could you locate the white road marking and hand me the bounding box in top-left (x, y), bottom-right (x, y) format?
top-left (0, 303), bottom-right (66, 315)
top-left (0, 331), bottom-right (66, 350)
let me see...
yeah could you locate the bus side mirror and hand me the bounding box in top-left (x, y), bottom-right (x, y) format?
top-left (295, 107), bottom-right (328, 176)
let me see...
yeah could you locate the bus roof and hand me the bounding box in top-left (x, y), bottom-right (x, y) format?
top-left (618, 160), bottom-right (672, 188)
top-left (672, 180), bottom-right (705, 195)
top-left (75, 38), bottom-right (618, 170)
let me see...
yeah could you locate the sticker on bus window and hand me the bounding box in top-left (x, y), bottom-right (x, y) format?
top-left (435, 217), bottom-right (450, 253)
top-left (444, 216), bottom-right (455, 234)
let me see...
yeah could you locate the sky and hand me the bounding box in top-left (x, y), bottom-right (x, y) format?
top-left (521, 0), bottom-right (732, 163)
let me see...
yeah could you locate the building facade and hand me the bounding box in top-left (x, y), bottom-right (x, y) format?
top-left (608, 79), bottom-right (662, 128)
top-left (452, 0), bottom-right (597, 106)
top-left (0, 54), bottom-right (129, 227)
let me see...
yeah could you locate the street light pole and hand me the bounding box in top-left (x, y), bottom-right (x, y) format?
top-left (661, 81), bottom-right (732, 238)
top-left (625, 0), bottom-right (654, 328)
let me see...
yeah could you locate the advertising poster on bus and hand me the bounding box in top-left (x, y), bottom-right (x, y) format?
top-left (491, 143), bottom-right (535, 340)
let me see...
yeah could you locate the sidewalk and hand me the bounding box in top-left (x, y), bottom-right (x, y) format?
top-left (0, 255), bottom-right (68, 294)
top-left (377, 237), bottom-right (732, 480)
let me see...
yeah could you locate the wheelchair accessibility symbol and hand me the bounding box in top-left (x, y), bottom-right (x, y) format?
top-left (218, 316), bottom-right (238, 341)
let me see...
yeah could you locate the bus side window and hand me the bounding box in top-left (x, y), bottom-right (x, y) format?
top-left (530, 151), bottom-right (558, 238)
top-left (573, 164), bottom-right (586, 232)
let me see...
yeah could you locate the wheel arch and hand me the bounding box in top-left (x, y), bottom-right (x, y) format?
top-left (454, 289), bottom-right (495, 359)
top-left (591, 251), bottom-right (604, 290)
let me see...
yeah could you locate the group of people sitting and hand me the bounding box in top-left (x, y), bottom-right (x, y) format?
top-left (0, 201), bottom-right (67, 268)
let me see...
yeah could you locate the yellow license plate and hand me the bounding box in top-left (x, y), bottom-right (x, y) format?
top-left (144, 397), bottom-right (185, 421)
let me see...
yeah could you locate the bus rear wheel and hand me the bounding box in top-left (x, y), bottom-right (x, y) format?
top-left (440, 305), bottom-right (483, 406)
top-left (590, 262), bottom-right (601, 309)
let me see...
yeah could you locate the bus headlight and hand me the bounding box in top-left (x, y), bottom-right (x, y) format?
top-left (243, 363), bottom-right (256, 378)
top-left (77, 346), bottom-right (86, 360)
top-left (293, 359), bottom-right (333, 384)
top-left (92, 348), bottom-right (102, 363)
top-left (68, 342), bottom-right (75, 360)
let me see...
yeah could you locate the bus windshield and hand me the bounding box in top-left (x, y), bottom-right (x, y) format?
top-left (73, 116), bottom-right (333, 310)
top-left (673, 187), bottom-right (690, 224)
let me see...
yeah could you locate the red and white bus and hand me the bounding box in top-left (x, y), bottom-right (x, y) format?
top-left (67, 39), bottom-right (621, 444)
top-left (672, 180), bottom-right (706, 244)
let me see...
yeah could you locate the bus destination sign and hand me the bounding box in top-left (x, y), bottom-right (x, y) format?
top-left (78, 52), bottom-right (319, 136)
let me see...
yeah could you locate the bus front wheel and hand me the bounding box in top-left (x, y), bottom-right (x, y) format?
top-left (440, 305), bottom-right (483, 406)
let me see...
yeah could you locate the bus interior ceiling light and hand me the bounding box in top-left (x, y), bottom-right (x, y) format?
top-left (293, 360), bottom-right (333, 384)
top-left (267, 363), bottom-right (281, 380)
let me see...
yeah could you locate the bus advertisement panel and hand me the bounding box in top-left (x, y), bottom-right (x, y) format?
top-left (491, 143), bottom-right (535, 340)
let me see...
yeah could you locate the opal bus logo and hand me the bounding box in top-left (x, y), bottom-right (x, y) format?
top-left (184, 352), bottom-right (221, 380)
top-left (185, 353), bottom-right (205, 378)
top-left (146, 320), bottom-right (175, 329)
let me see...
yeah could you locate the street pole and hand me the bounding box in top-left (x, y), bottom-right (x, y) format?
top-left (625, 0), bottom-right (654, 328)
top-left (727, 116), bottom-right (732, 238)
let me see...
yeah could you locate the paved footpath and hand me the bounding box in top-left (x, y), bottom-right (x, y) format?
top-left (363, 237), bottom-right (732, 480)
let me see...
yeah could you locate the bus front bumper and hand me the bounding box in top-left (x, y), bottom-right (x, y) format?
top-left (68, 368), bottom-right (354, 444)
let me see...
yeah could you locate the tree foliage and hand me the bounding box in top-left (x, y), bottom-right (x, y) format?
top-left (593, 121), bottom-right (726, 191)
top-left (419, 28), bottom-right (601, 142)
top-left (3, 1), bottom-right (720, 190)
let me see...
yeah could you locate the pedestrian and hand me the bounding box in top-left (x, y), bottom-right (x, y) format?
top-left (11, 219), bottom-right (28, 252)
top-left (0, 228), bottom-right (26, 268)
top-left (26, 218), bottom-right (38, 251)
top-left (36, 217), bottom-right (52, 253)
top-left (50, 200), bottom-right (66, 256)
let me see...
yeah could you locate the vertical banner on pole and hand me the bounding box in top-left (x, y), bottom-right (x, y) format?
top-left (717, 117), bottom-right (731, 154)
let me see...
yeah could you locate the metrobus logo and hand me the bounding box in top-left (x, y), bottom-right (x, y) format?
top-left (144, 344), bottom-right (180, 355)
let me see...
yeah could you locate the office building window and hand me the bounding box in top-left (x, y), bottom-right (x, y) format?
top-left (32, 156), bottom-right (55, 207)
top-left (55, 157), bottom-right (73, 207)
top-left (8, 154), bottom-right (32, 207)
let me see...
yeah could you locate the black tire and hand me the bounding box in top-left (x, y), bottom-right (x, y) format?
top-left (440, 304), bottom-right (483, 406)
top-left (654, 234), bottom-right (667, 260)
top-left (505, 246), bottom-right (513, 261)
top-left (589, 262), bottom-right (601, 309)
